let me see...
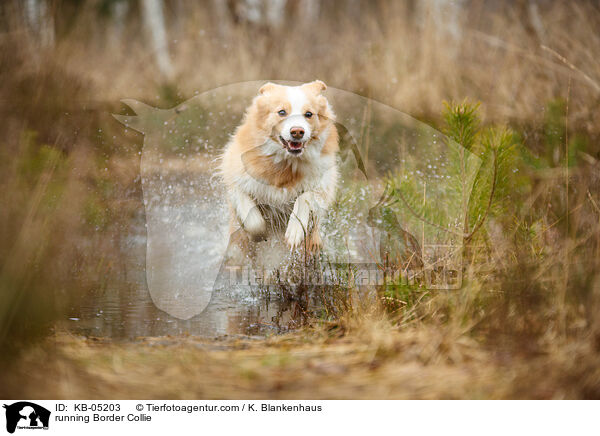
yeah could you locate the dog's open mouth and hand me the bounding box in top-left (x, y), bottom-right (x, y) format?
top-left (279, 136), bottom-right (304, 155)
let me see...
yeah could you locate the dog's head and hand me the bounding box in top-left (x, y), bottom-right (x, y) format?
top-left (251, 80), bottom-right (335, 157)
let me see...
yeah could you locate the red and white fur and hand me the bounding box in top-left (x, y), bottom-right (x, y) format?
top-left (220, 80), bottom-right (339, 251)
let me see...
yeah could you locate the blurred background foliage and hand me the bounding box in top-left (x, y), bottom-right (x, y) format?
top-left (0, 0), bottom-right (600, 398)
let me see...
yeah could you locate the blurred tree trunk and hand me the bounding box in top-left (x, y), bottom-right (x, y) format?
top-left (242, 0), bottom-right (262, 24)
top-left (345, 0), bottom-right (360, 21)
top-left (265, 0), bottom-right (287, 28)
top-left (140, 0), bottom-right (174, 80)
top-left (518, 0), bottom-right (546, 46)
top-left (109, 0), bottom-right (130, 50)
top-left (24, 0), bottom-right (55, 48)
top-left (418, 0), bottom-right (465, 58)
top-left (300, 0), bottom-right (320, 24)
top-left (234, 0), bottom-right (288, 28)
top-left (212, 0), bottom-right (232, 37)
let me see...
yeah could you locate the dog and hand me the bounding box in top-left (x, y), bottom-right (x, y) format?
top-left (219, 80), bottom-right (339, 253)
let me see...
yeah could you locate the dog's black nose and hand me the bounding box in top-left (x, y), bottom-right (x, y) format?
top-left (290, 127), bottom-right (304, 139)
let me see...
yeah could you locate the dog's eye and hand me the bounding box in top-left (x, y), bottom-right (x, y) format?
top-left (278, 110), bottom-right (287, 116)
top-left (304, 111), bottom-right (313, 118)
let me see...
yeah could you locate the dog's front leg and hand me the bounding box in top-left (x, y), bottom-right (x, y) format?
top-left (285, 192), bottom-right (316, 250)
top-left (231, 188), bottom-right (266, 241)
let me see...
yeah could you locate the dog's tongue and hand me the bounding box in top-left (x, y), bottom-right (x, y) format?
top-left (289, 141), bottom-right (302, 150)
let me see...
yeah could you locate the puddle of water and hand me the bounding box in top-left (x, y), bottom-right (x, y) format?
top-left (67, 181), bottom-right (373, 340)
top-left (67, 206), bottom-right (329, 339)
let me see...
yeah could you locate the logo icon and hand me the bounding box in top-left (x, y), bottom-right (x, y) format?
top-left (3, 402), bottom-right (50, 434)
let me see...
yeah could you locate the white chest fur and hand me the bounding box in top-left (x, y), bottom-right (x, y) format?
top-left (237, 133), bottom-right (336, 208)
top-left (236, 154), bottom-right (335, 207)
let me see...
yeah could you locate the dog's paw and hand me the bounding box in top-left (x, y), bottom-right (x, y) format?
top-left (285, 219), bottom-right (305, 250)
top-left (243, 208), bottom-right (267, 240)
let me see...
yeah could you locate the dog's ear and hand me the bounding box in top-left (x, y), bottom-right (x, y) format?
top-left (303, 80), bottom-right (327, 94)
top-left (259, 82), bottom-right (277, 95)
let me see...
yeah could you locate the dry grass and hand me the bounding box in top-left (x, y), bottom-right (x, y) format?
top-left (4, 312), bottom-right (600, 399)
